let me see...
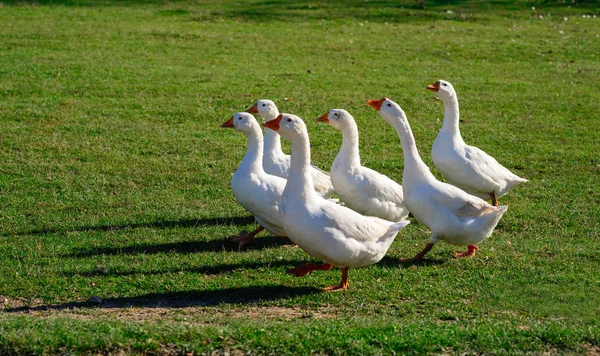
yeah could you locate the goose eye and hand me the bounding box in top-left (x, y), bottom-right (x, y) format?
top-left (333, 113), bottom-right (338, 116)
top-left (262, 104), bottom-right (266, 107)
top-left (387, 103), bottom-right (391, 107)
top-left (287, 119), bottom-right (292, 122)
top-left (238, 117), bottom-right (242, 120)
top-left (442, 83), bottom-right (447, 86)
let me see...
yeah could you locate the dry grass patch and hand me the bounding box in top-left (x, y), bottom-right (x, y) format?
top-left (1, 294), bottom-right (336, 322)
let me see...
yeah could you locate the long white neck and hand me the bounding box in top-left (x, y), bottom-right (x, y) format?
top-left (264, 129), bottom-right (285, 158)
top-left (286, 132), bottom-right (316, 200)
top-left (335, 121), bottom-right (361, 168)
top-left (386, 109), bottom-right (436, 183)
top-left (262, 109), bottom-right (285, 158)
top-left (239, 126), bottom-right (264, 174)
top-left (440, 96), bottom-right (462, 139)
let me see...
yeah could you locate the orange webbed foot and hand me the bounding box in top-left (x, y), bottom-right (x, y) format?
top-left (287, 265), bottom-right (313, 277)
top-left (231, 225), bottom-right (264, 245)
top-left (287, 263), bottom-right (333, 277)
top-left (400, 256), bottom-right (424, 263)
top-left (454, 245), bottom-right (479, 258)
top-left (232, 231), bottom-right (253, 244)
top-left (322, 284), bottom-right (348, 292)
top-left (322, 267), bottom-right (349, 292)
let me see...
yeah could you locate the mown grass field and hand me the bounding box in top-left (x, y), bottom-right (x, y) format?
top-left (0, 0), bottom-right (599, 354)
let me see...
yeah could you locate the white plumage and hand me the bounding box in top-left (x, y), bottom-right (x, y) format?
top-left (264, 113), bottom-right (409, 291)
top-left (427, 80), bottom-right (528, 206)
top-left (368, 97), bottom-right (507, 260)
top-left (220, 112), bottom-right (286, 244)
top-left (246, 99), bottom-right (336, 199)
top-left (316, 109), bottom-right (409, 221)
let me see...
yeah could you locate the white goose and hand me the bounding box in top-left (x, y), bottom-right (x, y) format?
top-left (427, 80), bottom-right (528, 206)
top-left (263, 114), bottom-right (409, 291)
top-left (316, 109), bottom-right (409, 221)
top-left (246, 100), bottom-right (336, 199)
top-left (367, 98), bottom-right (507, 260)
top-left (220, 112), bottom-right (286, 244)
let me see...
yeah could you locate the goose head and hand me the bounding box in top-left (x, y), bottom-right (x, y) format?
top-left (246, 99), bottom-right (279, 121)
top-left (220, 112), bottom-right (260, 135)
top-left (367, 97), bottom-right (404, 126)
top-left (427, 80), bottom-right (456, 101)
top-left (316, 109), bottom-right (353, 131)
top-left (263, 113), bottom-right (306, 143)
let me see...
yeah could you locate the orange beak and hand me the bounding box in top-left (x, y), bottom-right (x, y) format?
top-left (427, 81), bottom-right (440, 92)
top-left (220, 116), bottom-right (235, 128)
top-left (262, 114), bottom-right (282, 131)
top-left (366, 98), bottom-right (386, 111)
top-left (246, 103), bottom-right (259, 114)
top-left (316, 112), bottom-right (329, 124)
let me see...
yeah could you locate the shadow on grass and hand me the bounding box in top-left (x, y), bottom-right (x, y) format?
top-left (1, 0), bottom-right (175, 5)
top-left (66, 234), bottom-right (292, 258)
top-left (2, 285), bottom-right (322, 313)
top-left (63, 258), bottom-right (304, 277)
top-left (3, 0), bottom-right (596, 24)
top-left (378, 255), bottom-right (447, 268)
top-left (3, 216), bottom-right (256, 237)
top-left (4, 0), bottom-right (596, 10)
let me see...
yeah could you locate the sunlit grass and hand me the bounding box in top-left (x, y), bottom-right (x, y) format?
top-left (0, 0), bottom-right (599, 354)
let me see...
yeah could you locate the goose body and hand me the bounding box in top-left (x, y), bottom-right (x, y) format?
top-left (263, 114), bottom-right (409, 290)
top-left (221, 113), bottom-right (286, 244)
top-left (247, 100), bottom-right (335, 199)
top-left (317, 109), bottom-right (409, 221)
top-left (428, 80), bottom-right (528, 205)
top-left (368, 98), bottom-right (507, 260)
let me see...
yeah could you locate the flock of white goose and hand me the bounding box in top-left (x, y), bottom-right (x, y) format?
top-left (220, 80), bottom-right (528, 291)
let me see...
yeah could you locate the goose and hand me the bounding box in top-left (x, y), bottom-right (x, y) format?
top-left (367, 98), bottom-right (507, 260)
top-left (246, 100), bottom-right (336, 199)
top-left (427, 80), bottom-right (528, 206)
top-left (316, 109), bottom-right (409, 221)
top-left (263, 114), bottom-right (409, 291)
top-left (220, 112), bottom-right (287, 244)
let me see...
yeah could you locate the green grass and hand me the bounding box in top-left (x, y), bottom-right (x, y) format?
top-left (1, 0), bottom-right (599, 354)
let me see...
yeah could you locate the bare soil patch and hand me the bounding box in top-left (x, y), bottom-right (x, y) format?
top-left (1, 295), bottom-right (335, 322)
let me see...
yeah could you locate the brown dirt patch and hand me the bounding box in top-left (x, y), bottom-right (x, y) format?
top-left (585, 343), bottom-right (600, 356)
top-left (1, 294), bottom-right (335, 322)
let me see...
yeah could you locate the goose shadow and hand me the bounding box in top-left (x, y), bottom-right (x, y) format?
top-left (66, 233), bottom-right (294, 258)
top-left (2, 285), bottom-right (322, 313)
top-left (61, 258), bottom-right (305, 278)
top-left (4, 216), bottom-right (256, 237)
top-left (378, 255), bottom-right (446, 268)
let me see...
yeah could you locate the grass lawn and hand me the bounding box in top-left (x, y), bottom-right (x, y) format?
top-left (1, 0), bottom-right (599, 354)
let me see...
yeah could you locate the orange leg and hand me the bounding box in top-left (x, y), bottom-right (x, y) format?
top-left (287, 263), bottom-right (333, 277)
top-left (489, 192), bottom-right (499, 207)
top-left (401, 242), bottom-right (434, 262)
top-left (323, 267), bottom-right (349, 292)
top-left (454, 245), bottom-right (479, 258)
top-left (232, 225), bottom-right (264, 244)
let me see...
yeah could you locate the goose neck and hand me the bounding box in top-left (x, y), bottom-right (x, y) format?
top-left (387, 110), bottom-right (435, 182)
top-left (262, 108), bottom-right (285, 158)
top-left (338, 123), bottom-right (361, 167)
top-left (441, 96), bottom-right (461, 136)
top-left (239, 128), bottom-right (264, 174)
top-left (286, 134), bottom-right (315, 199)
top-left (263, 128), bottom-right (285, 158)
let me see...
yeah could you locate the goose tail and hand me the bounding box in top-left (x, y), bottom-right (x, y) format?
top-left (379, 219), bottom-right (410, 242)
